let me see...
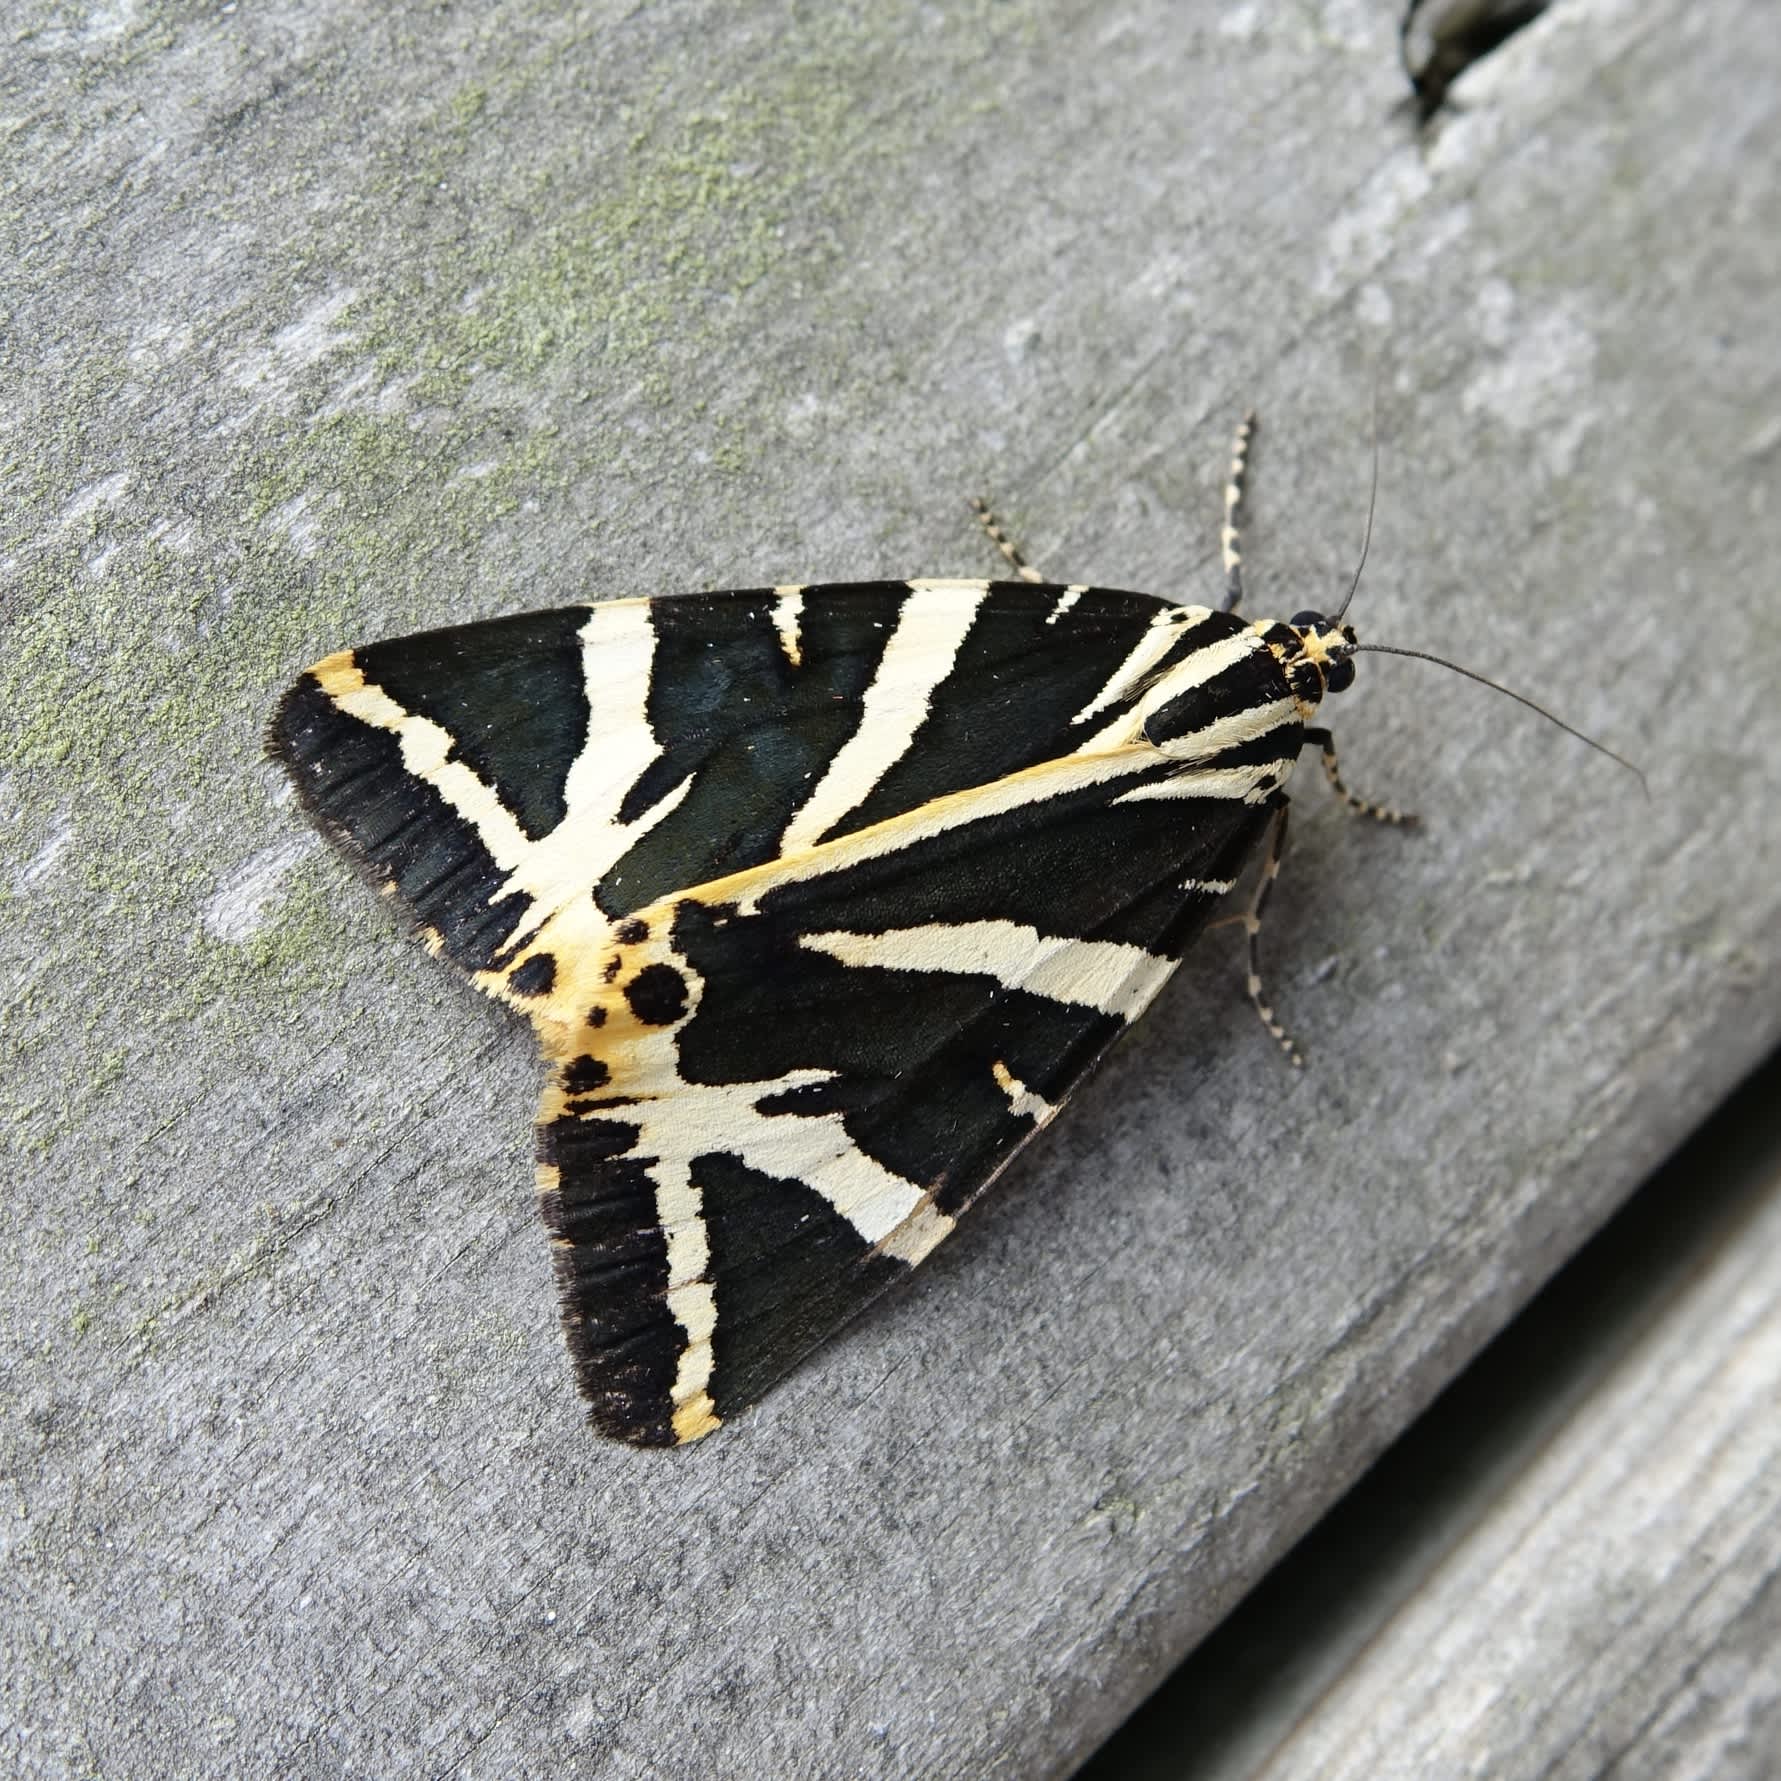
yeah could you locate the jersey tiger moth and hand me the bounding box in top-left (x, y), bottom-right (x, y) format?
top-left (268, 417), bottom-right (1616, 1446)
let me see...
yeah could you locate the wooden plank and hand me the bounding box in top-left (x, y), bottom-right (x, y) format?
top-left (1081, 1055), bottom-right (1781, 1781)
top-left (1241, 1088), bottom-right (1781, 1781)
top-left (2, 1), bottom-right (1776, 1775)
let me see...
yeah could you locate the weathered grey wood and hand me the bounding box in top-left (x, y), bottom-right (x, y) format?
top-left (1077, 1059), bottom-right (1781, 1780)
top-left (2, 1), bottom-right (1775, 1776)
top-left (1160, 1104), bottom-right (1781, 1781)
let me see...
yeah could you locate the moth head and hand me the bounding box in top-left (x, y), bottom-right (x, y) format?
top-left (1283, 610), bottom-right (1359, 697)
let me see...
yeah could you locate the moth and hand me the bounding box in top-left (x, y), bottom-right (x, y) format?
top-left (270, 417), bottom-right (1618, 1446)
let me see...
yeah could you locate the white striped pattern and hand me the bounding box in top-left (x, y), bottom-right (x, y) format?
top-left (798, 919), bottom-right (1175, 1023)
top-left (297, 573), bottom-right (1334, 1448)
top-left (1072, 619), bottom-right (1265, 758)
top-left (1113, 763), bottom-right (1283, 805)
top-left (1071, 606), bottom-right (1215, 726)
top-left (496, 600), bottom-right (695, 946)
top-left (311, 656), bottom-right (532, 870)
top-left (1046, 585), bottom-right (1086, 625)
top-left (780, 582), bottom-right (988, 851)
top-left (639, 1061), bottom-right (959, 1430)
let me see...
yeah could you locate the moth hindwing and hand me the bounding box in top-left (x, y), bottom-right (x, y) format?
top-left (270, 566), bottom-right (1362, 1445)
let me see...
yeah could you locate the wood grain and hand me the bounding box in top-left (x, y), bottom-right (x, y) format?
top-left (1252, 1129), bottom-right (1781, 1781)
top-left (3, 0), bottom-right (1776, 1774)
top-left (1081, 1057), bottom-right (1781, 1781)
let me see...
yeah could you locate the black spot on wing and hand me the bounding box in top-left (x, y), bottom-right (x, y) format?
top-left (269, 673), bottom-right (531, 972)
top-left (562, 1055), bottom-right (611, 1095)
top-left (625, 963), bottom-right (688, 1026)
top-left (353, 607), bottom-right (592, 841)
top-left (547, 1114), bottom-right (639, 1163)
top-left (508, 952), bottom-right (557, 997)
top-left (696, 1151), bottom-right (906, 1420)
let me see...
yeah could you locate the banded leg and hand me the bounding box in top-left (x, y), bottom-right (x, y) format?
top-left (1302, 728), bottom-right (1418, 826)
top-left (1218, 410), bottom-right (1256, 613)
top-left (1241, 799), bottom-right (1304, 1068)
top-left (970, 497), bottom-right (1045, 584)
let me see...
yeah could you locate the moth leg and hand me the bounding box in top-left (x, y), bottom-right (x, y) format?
top-left (1217, 410), bottom-right (1257, 614)
top-left (970, 497), bottom-right (1046, 583)
top-left (1301, 727), bottom-right (1419, 827)
top-left (1242, 797), bottom-right (1305, 1069)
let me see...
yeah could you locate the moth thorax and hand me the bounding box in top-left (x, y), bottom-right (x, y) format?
top-left (1275, 610), bottom-right (1359, 704)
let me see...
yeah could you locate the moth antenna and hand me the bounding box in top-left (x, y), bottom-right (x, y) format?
top-left (1354, 643), bottom-right (1648, 795)
top-left (1333, 387), bottom-right (1381, 625)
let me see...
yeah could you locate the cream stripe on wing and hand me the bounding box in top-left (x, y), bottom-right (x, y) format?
top-left (1046, 585), bottom-right (1086, 625)
top-left (658, 1150), bottom-right (717, 1431)
top-left (712, 745), bottom-right (1163, 919)
top-left (1113, 762), bottom-right (1286, 805)
top-left (798, 919), bottom-right (1175, 1023)
top-left (1070, 606), bottom-right (1220, 726)
top-left (992, 1060), bottom-right (1057, 1124)
top-left (312, 656), bottom-right (532, 869)
top-left (772, 585), bottom-right (805, 666)
top-left (497, 600), bottom-right (695, 942)
top-left (781, 581), bottom-right (988, 850)
top-left (1072, 622), bottom-right (1264, 758)
top-left (564, 599), bottom-right (664, 818)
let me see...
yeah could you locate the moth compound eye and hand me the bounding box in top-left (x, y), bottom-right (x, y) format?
top-left (1325, 658), bottom-right (1356, 693)
top-left (1289, 609), bottom-right (1328, 629)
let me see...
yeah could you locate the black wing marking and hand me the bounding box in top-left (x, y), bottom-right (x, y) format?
top-left (267, 583), bottom-right (1229, 973)
top-left (533, 624), bottom-right (1299, 1442)
top-left (272, 581), bottom-right (1305, 1444)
